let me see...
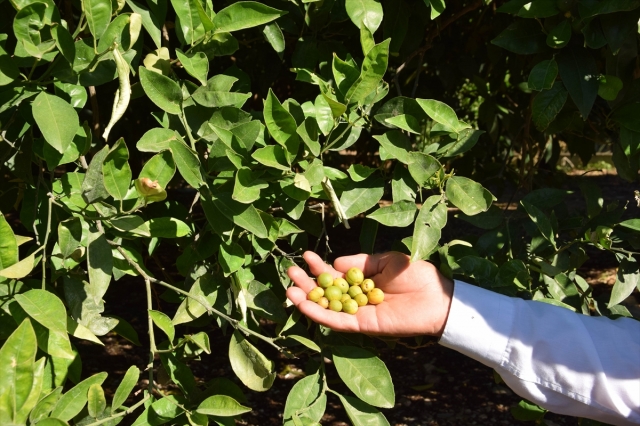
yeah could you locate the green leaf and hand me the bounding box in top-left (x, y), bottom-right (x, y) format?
top-left (446, 176), bottom-right (495, 216)
top-left (286, 335), bottom-right (321, 352)
top-left (332, 345), bottom-right (395, 408)
top-left (139, 67), bottom-right (183, 114)
top-left (139, 150), bottom-right (176, 188)
top-left (169, 139), bottom-right (205, 188)
top-left (373, 130), bottom-right (411, 164)
top-left (81, 146), bottom-right (110, 203)
top-left (556, 47), bottom-right (598, 119)
top-left (173, 274), bottom-right (221, 325)
top-left (97, 14), bottom-right (136, 52)
top-left (149, 309), bottom-right (175, 342)
top-left (67, 317), bottom-right (104, 345)
top-left (416, 99), bottom-right (468, 133)
top-left (51, 23), bottom-right (76, 64)
top-left (411, 195), bottom-right (447, 262)
top-left (297, 118), bottom-right (321, 157)
top-left (491, 19), bottom-right (547, 54)
top-left (32, 92), bottom-right (80, 154)
top-left (83, 0), bottom-right (112, 40)
top-left (598, 75), bottom-right (623, 101)
top-left (87, 384), bottom-right (106, 418)
top-left (0, 319), bottom-right (38, 426)
top-left (147, 217), bottom-right (191, 238)
top-left (263, 22), bottom-right (285, 58)
top-left (337, 393), bottom-right (390, 426)
top-left (229, 330), bottom-right (275, 392)
top-left (528, 59), bottom-right (558, 91)
top-left (125, 0), bottom-right (162, 49)
top-left (547, 19), bottom-right (571, 48)
top-left (137, 128), bottom-right (179, 152)
top-left (29, 387), bottom-right (63, 424)
top-left (111, 365), bottom-right (139, 411)
top-left (176, 49), bottom-right (208, 85)
top-left (283, 373), bottom-right (326, 425)
top-left (345, 39), bottom-right (390, 105)
top-left (110, 215), bottom-right (151, 237)
top-left (520, 200), bottom-right (557, 249)
top-left (0, 214), bottom-right (18, 271)
top-left (314, 94), bottom-right (334, 136)
top-left (532, 81), bottom-right (568, 132)
top-left (407, 152), bottom-right (440, 187)
top-left (367, 201), bottom-right (417, 227)
top-left (442, 129), bottom-right (484, 158)
top-left (102, 138), bottom-right (132, 201)
top-left (51, 372), bottom-right (108, 421)
top-left (510, 399), bottom-right (546, 421)
top-left (58, 217), bottom-right (83, 259)
top-left (15, 290), bottom-right (67, 334)
top-left (192, 76), bottom-right (251, 108)
top-left (210, 193), bottom-right (269, 238)
top-left (345, 0), bottom-right (383, 33)
top-left (333, 54), bottom-right (360, 98)
top-left (171, 0), bottom-right (204, 45)
top-left (609, 260), bottom-right (639, 307)
top-left (619, 219), bottom-right (640, 232)
top-left (87, 227), bottom-right (113, 304)
top-left (197, 395), bottom-right (252, 416)
top-left (347, 164), bottom-right (376, 182)
top-left (340, 178), bottom-right (385, 219)
top-left (252, 145), bottom-right (291, 171)
top-left (264, 89), bottom-right (300, 153)
top-left (212, 2), bottom-right (286, 33)
top-left (0, 252), bottom-right (36, 279)
top-left (233, 168), bottom-right (268, 204)
top-left (218, 241), bottom-right (245, 276)
top-left (384, 114), bottom-right (421, 134)
top-left (131, 395), bottom-right (186, 425)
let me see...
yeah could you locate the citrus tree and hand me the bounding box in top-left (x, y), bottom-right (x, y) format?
top-left (1, 0), bottom-right (639, 424)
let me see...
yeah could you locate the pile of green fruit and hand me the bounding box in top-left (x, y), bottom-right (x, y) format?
top-left (307, 267), bottom-right (385, 315)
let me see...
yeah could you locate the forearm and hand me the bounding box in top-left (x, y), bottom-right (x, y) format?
top-left (439, 280), bottom-right (640, 425)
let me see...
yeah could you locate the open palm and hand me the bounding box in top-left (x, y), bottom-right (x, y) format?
top-left (287, 251), bottom-right (454, 337)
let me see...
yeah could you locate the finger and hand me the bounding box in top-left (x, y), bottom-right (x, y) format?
top-left (286, 285), bottom-right (309, 305)
top-left (303, 251), bottom-right (343, 278)
top-left (333, 253), bottom-right (386, 277)
top-left (287, 265), bottom-right (319, 293)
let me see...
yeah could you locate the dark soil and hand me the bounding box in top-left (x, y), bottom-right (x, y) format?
top-left (71, 173), bottom-right (639, 425)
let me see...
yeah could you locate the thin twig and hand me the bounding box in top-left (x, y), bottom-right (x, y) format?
top-left (145, 278), bottom-right (157, 393)
top-left (84, 393), bottom-right (152, 426)
top-left (112, 244), bottom-right (282, 351)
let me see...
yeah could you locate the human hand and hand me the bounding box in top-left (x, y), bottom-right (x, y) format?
top-left (286, 251), bottom-right (454, 337)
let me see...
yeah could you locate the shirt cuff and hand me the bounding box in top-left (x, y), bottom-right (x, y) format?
top-left (439, 280), bottom-right (516, 368)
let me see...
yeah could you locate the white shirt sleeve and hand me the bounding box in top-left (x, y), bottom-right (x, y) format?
top-left (439, 280), bottom-right (640, 426)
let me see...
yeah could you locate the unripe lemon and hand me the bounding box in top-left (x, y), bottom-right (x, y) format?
top-left (317, 297), bottom-right (329, 309)
top-left (347, 285), bottom-right (363, 298)
top-left (360, 278), bottom-right (375, 293)
top-left (367, 288), bottom-right (384, 305)
top-left (324, 286), bottom-right (343, 302)
top-left (317, 272), bottom-right (334, 288)
top-left (333, 277), bottom-right (349, 293)
top-left (329, 300), bottom-right (342, 312)
top-left (345, 267), bottom-right (364, 285)
top-left (340, 294), bottom-right (352, 303)
top-left (354, 293), bottom-right (368, 307)
top-left (307, 287), bottom-right (324, 302)
top-left (342, 299), bottom-right (359, 314)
